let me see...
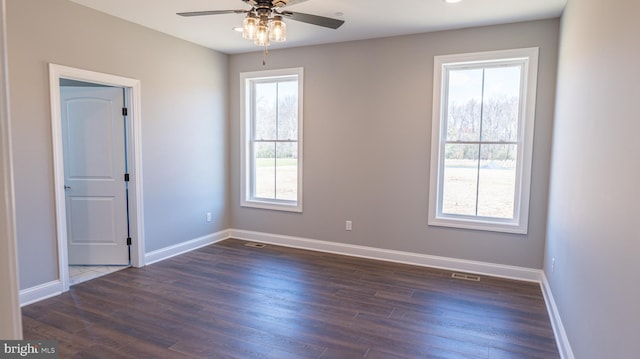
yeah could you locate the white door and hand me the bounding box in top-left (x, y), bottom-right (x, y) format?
top-left (61, 86), bottom-right (129, 265)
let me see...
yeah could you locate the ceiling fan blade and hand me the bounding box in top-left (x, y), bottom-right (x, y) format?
top-left (177, 10), bottom-right (247, 17)
top-left (281, 11), bottom-right (344, 29)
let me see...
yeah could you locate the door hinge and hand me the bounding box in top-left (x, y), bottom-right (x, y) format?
top-left (126, 237), bottom-right (132, 246)
top-left (124, 173), bottom-right (130, 182)
top-left (122, 107), bottom-right (128, 116)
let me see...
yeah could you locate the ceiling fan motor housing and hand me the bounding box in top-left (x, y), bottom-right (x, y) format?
top-left (244, 0), bottom-right (289, 8)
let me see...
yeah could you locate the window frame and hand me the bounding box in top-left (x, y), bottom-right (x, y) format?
top-left (240, 67), bottom-right (304, 212)
top-left (428, 48), bottom-right (539, 234)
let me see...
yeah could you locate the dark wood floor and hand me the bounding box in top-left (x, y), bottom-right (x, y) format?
top-left (22, 239), bottom-right (559, 358)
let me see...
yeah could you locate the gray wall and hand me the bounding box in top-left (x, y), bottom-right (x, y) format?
top-left (229, 19), bottom-right (559, 269)
top-left (7, 0), bottom-right (229, 289)
top-left (545, 0), bottom-right (640, 357)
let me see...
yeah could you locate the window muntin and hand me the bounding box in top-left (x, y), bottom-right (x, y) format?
top-left (241, 68), bottom-right (303, 212)
top-left (429, 49), bottom-right (538, 234)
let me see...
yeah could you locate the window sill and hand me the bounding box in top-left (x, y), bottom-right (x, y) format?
top-left (241, 199), bottom-right (302, 213)
top-left (428, 216), bottom-right (527, 234)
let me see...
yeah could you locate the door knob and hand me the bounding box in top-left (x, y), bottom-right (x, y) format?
top-left (64, 185), bottom-right (71, 189)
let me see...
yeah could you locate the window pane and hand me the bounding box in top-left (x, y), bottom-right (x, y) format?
top-left (242, 68), bottom-right (303, 211)
top-left (254, 142), bottom-right (275, 199)
top-left (254, 80), bottom-right (299, 202)
top-left (477, 144), bottom-right (517, 218)
top-left (277, 80), bottom-right (298, 141)
top-left (481, 66), bottom-right (521, 142)
top-left (275, 142), bottom-right (297, 201)
top-left (442, 144), bottom-right (479, 216)
top-left (446, 69), bottom-right (483, 142)
top-left (254, 82), bottom-right (277, 140)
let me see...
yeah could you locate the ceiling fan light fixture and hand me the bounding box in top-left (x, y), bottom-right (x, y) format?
top-left (269, 15), bottom-right (286, 42)
top-left (242, 13), bottom-right (258, 40)
top-left (178, 0), bottom-right (345, 55)
top-left (254, 22), bottom-right (271, 46)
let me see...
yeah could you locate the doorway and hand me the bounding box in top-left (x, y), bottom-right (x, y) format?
top-left (49, 64), bottom-right (145, 291)
top-left (61, 83), bottom-right (130, 284)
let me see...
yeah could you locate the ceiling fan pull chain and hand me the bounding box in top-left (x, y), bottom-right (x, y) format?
top-left (262, 46), bottom-right (269, 66)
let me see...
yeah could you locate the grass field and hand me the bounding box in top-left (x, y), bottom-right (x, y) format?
top-left (255, 158), bottom-right (297, 201)
top-left (253, 158), bottom-right (516, 218)
top-left (442, 159), bottom-right (516, 218)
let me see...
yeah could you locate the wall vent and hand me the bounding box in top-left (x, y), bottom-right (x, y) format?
top-left (244, 242), bottom-right (266, 248)
top-left (451, 273), bottom-right (481, 282)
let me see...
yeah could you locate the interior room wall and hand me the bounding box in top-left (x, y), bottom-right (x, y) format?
top-left (229, 18), bottom-right (559, 269)
top-left (6, 0), bottom-right (229, 290)
top-left (545, 0), bottom-right (640, 357)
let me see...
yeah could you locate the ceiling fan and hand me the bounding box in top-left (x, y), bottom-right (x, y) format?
top-left (177, 0), bottom-right (345, 47)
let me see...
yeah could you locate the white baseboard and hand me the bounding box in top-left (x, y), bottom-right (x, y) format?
top-left (541, 273), bottom-right (575, 359)
top-left (228, 229), bottom-right (543, 282)
top-left (20, 228), bottom-right (571, 359)
top-left (230, 229), bottom-right (574, 356)
top-left (19, 230), bottom-right (230, 306)
top-left (144, 230), bottom-right (230, 265)
top-left (20, 280), bottom-right (62, 307)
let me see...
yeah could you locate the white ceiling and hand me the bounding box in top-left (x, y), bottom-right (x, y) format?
top-left (69, 0), bottom-right (566, 54)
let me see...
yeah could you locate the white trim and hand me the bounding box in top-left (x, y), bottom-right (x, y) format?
top-left (229, 229), bottom-right (542, 282)
top-left (48, 64), bottom-right (146, 293)
top-left (428, 47), bottom-right (539, 234)
top-left (144, 230), bottom-right (230, 265)
top-left (231, 229), bottom-right (570, 356)
top-left (17, 225), bottom-right (569, 359)
top-left (19, 280), bottom-right (63, 307)
top-left (19, 231), bottom-right (230, 306)
top-left (0, 0), bottom-right (22, 338)
top-left (240, 67), bottom-right (304, 213)
top-left (541, 273), bottom-right (575, 359)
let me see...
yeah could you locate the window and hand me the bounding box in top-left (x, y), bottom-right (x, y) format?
top-left (241, 68), bottom-right (303, 212)
top-left (428, 48), bottom-right (538, 234)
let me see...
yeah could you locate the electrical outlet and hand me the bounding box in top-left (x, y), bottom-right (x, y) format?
top-left (346, 220), bottom-right (352, 231)
top-left (206, 212), bottom-right (212, 222)
top-left (551, 257), bottom-right (556, 273)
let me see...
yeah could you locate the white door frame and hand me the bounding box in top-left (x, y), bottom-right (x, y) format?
top-left (49, 64), bottom-right (145, 291)
top-left (0, 0), bottom-right (23, 339)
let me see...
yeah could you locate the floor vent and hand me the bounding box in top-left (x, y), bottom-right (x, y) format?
top-left (451, 273), bottom-right (481, 282)
top-left (244, 242), bottom-right (266, 248)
